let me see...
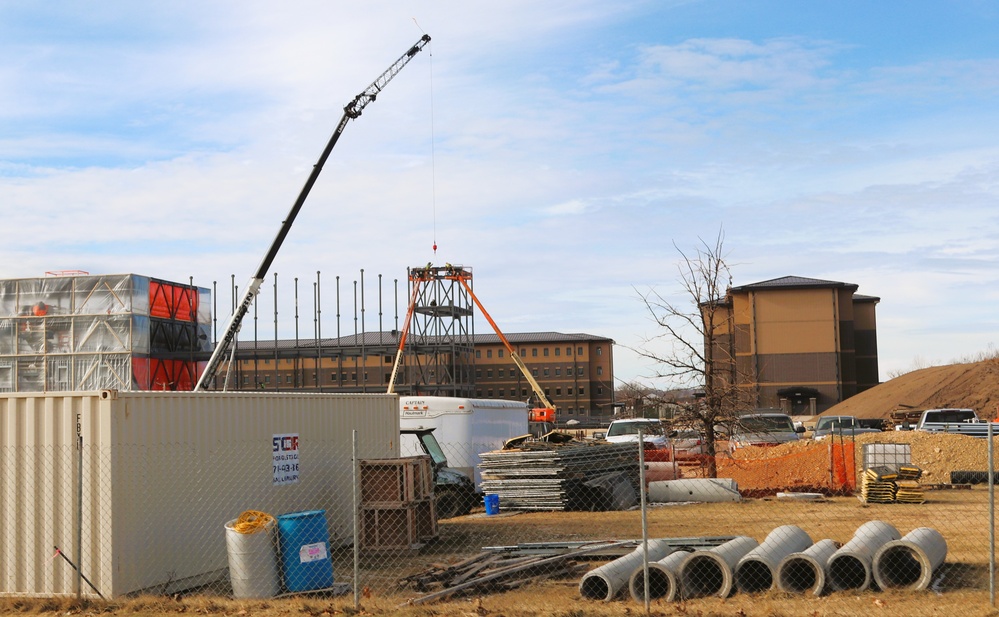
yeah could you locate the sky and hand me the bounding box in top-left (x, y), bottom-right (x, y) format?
top-left (3, 1), bottom-right (999, 389)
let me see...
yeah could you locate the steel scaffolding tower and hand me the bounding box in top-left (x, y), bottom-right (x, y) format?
top-left (400, 265), bottom-right (475, 397)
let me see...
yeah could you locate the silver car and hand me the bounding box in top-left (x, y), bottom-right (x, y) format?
top-left (729, 413), bottom-right (804, 452)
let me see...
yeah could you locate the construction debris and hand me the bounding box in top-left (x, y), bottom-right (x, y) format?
top-left (399, 541), bottom-right (629, 604)
top-left (478, 441), bottom-right (640, 511)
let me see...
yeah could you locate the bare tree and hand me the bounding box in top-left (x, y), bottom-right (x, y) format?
top-left (634, 231), bottom-right (751, 477)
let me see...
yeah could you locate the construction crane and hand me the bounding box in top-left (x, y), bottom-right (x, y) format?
top-left (386, 264), bottom-right (557, 425)
top-left (195, 34), bottom-right (431, 391)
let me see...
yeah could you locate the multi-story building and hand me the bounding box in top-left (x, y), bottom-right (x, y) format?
top-left (709, 275), bottom-right (879, 415)
top-left (225, 331), bottom-right (616, 425)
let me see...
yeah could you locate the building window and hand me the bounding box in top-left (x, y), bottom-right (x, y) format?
top-left (384, 355), bottom-right (393, 363)
top-left (286, 375), bottom-right (292, 383)
top-left (499, 389), bottom-right (505, 396)
top-left (521, 388), bottom-right (528, 396)
top-left (567, 346), bottom-right (572, 356)
top-left (498, 349), bottom-right (504, 358)
top-left (567, 387), bottom-right (573, 395)
top-left (487, 369), bottom-right (493, 378)
top-left (341, 372), bottom-right (347, 381)
top-left (520, 348), bottom-right (526, 355)
top-left (577, 367), bottom-right (584, 376)
top-left (555, 347), bottom-right (560, 356)
top-left (487, 389), bottom-right (493, 397)
top-left (532, 348), bottom-right (538, 357)
top-left (543, 348), bottom-right (549, 357)
top-left (487, 349), bottom-right (493, 358)
top-left (597, 387), bottom-right (603, 395)
top-left (476, 369), bottom-right (482, 378)
top-left (544, 388), bottom-right (551, 396)
top-left (532, 368), bottom-right (539, 377)
top-left (543, 368), bottom-right (550, 376)
top-left (597, 366), bottom-right (603, 376)
top-left (476, 389), bottom-right (483, 397)
top-left (579, 387), bottom-right (585, 395)
top-left (555, 368), bottom-right (561, 376)
top-left (556, 387), bottom-right (561, 396)
top-left (384, 374), bottom-right (391, 383)
top-left (597, 346), bottom-right (602, 356)
top-left (351, 372), bottom-right (357, 381)
top-left (263, 359), bottom-right (270, 365)
top-left (264, 375), bottom-right (270, 383)
top-left (578, 346), bottom-right (584, 356)
top-left (476, 350), bottom-right (481, 359)
top-left (243, 376), bottom-right (249, 385)
top-left (364, 372), bottom-right (369, 381)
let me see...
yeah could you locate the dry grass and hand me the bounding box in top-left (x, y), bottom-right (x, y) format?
top-left (4, 489), bottom-right (999, 616)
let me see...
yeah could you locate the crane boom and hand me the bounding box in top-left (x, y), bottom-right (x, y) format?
top-left (195, 34), bottom-right (431, 391)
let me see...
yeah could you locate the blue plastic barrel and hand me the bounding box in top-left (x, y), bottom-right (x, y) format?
top-left (484, 494), bottom-right (500, 515)
top-left (276, 510), bottom-right (335, 592)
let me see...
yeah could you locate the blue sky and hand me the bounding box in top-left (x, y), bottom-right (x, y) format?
top-left (3, 1), bottom-right (999, 387)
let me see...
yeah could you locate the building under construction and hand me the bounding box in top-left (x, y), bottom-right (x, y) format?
top-left (208, 265), bottom-right (617, 425)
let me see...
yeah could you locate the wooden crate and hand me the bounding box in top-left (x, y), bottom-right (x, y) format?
top-left (360, 499), bottom-right (436, 551)
top-left (359, 455), bottom-right (433, 505)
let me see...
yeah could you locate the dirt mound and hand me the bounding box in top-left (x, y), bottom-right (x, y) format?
top-left (822, 359), bottom-right (999, 420)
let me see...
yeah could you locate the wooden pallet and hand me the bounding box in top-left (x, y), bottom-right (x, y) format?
top-left (359, 456), bottom-right (433, 505)
top-left (360, 499), bottom-right (438, 551)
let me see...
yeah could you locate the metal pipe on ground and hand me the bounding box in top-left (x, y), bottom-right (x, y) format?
top-left (647, 478), bottom-right (741, 503)
top-left (872, 527), bottom-right (947, 591)
top-left (776, 538), bottom-right (840, 596)
top-left (679, 536), bottom-right (759, 599)
top-left (628, 549), bottom-right (690, 603)
top-left (579, 539), bottom-right (675, 601)
top-left (734, 525), bottom-right (813, 594)
top-left (827, 521), bottom-right (901, 592)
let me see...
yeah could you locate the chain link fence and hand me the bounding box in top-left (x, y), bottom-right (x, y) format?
top-left (2, 428), bottom-right (997, 610)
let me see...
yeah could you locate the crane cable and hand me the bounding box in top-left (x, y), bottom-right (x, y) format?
top-left (414, 18), bottom-right (438, 255)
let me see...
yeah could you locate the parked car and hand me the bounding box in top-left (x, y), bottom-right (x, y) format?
top-left (729, 412), bottom-right (804, 452)
top-left (812, 415), bottom-right (884, 440)
top-left (605, 418), bottom-right (672, 462)
top-left (670, 428), bottom-right (707, 464)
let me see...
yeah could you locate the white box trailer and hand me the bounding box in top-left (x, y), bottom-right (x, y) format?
top-left (0, 390), bottom-right (399, 598)
top-left (399, 396), bottom-right (528, 488)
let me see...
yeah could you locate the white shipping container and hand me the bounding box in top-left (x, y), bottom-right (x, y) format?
top-left (398, 396), bottom-right (528, 488)
top-left (0, 390), bottom-right (399, 598)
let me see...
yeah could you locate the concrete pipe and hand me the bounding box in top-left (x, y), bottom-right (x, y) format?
top-left (628, 549), bottom-right (690, 603)
top-left (580, 539), bottom-right (675, 601)
top-left (679, 536), bottom-right (759, 599)
top-left (872, 527), bottom-right (947, 591)
top-left (827, 520), bottom-right (901, 592)
top-left (776, 538), bottom-right (840, 596)
top-left (647, 478), bottom-right (741, 503)
top-left (734, 525), bottom-right (813, 594)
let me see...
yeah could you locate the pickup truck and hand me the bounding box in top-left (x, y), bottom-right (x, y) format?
top-left (812, 415), bottom-right (884, 440)
top-left (908, 408), bottom-right (999, 438)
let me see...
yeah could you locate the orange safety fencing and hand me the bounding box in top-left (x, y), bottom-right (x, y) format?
top-left (691, 442), bottom-right (856, 495)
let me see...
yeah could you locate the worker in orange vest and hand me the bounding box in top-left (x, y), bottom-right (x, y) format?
top-left (32, 302), bottom-right (48, 316)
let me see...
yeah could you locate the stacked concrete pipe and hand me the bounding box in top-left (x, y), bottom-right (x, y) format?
top-left (579, 539), bottom-right (675, 601)
top-left (628, 549), bottom-right (690, 603)
top-left (734, 525), bottom-right (813, 594)
top-left (679, 536), bottom-right (759, 599)
top-left (775, 539), bottom-right (840, 596)
top-left (827, 521), bottom-right (901, 592)
top-left (872, 527), bottom-right (947, 591)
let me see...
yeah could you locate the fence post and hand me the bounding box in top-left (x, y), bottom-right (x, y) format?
top-left (638, 428), bottom-right (649, 614)
top-left (989, 421), bottom-right (994, 606)
top-left (352, 429), bottom-right (360, 609)
top-left (75, 417), bottom-right (83, 600)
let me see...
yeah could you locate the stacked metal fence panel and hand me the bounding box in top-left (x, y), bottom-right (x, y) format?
top-left (0, 274), bottom-right (210, 392)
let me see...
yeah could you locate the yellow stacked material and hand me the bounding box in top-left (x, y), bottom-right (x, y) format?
top-left (895, 480), bottom-right (925, 504)
top-left (897, 464), bottom-right (923, 481)
top-left (861, 469), bottom-right (898, 503)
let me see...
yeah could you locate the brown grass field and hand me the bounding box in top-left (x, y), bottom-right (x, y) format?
top-left (5, 485), bottom-right (999, 616)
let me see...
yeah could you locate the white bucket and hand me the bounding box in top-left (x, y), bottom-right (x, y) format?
top-left (225, 518), bottom-right (281, 599)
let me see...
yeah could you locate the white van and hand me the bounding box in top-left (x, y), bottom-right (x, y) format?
top-left (399, 396), bottom-right (528, 488)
